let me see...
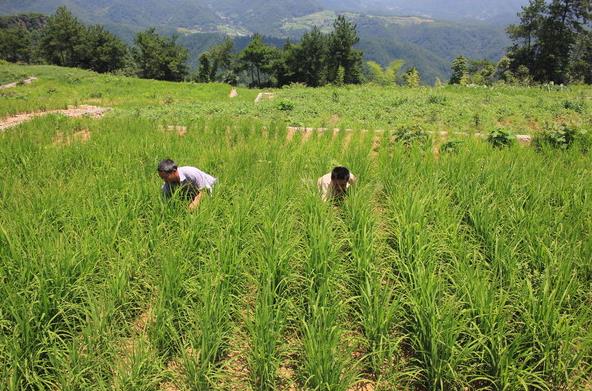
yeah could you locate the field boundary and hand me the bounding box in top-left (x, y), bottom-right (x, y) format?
top-left (0, 105), bottom-right (110, 131)
top-left (286, 126), bottom-right (533, 144)
top-left (0, 76), bottom-right (38, 90)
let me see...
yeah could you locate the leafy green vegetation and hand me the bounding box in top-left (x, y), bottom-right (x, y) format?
top-left (1, 63), bottom-right (591, 390)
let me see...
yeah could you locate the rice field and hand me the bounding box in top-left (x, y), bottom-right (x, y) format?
top-left (1, 64), bottom-right (591, 390)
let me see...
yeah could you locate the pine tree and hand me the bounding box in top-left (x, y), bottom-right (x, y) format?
top-left (39, 6), bottom-right (85, 67)
top-left (507, 0), bottom-right (591, 83)
top-left (449, 56), bottom-right (468, 85)
top-left (197, 53), bottom-right (211, 82)
top-left (133, 28), bottom-right (188, 81)
top-left (80, 25), bottom-right (127, 73)
top-left (327, 15), bottom-right (363, 84)
top-left (239, 34), bottom-right (275, 87)
top-left (297, 26), bottom-right (328, 87)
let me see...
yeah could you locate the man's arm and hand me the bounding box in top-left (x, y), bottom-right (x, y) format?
top-left (189, 191), bottom-right (205, 210)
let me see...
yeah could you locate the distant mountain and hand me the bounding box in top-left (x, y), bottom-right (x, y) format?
top-left (318, 0), bottom-right (528, 23)
top-left (0, 0), bottom-right (517, 83)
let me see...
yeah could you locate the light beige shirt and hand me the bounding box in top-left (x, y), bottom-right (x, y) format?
top-left (317, 172), bottom-right (356, 201)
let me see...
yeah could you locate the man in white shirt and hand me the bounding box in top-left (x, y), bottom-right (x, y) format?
top-left (317, 166), bottom-right (356, 202)
top-left (157, 159), bottom-right (217, 210)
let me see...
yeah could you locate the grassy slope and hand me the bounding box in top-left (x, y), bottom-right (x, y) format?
top-left (1, 63), bottom-right (591, 135)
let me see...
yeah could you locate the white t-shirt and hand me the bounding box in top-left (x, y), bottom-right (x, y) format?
top-left (317, 172), bottom-right (356, 201)
top-left (162, 166), bottom-right (217, 197)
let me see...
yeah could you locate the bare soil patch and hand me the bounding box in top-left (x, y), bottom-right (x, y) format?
top-left (161, 125), bottom-right (188, 137)
top-left (255, 92), bottom-right (274, 103)
top-left (52, 128), bottom-right (91, 146)
top-left (0, 77), bottom-right (38, 90)
top-left (0, 105), bottom-right (110, 131)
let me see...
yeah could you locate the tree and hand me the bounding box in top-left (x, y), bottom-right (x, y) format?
top-left (197, 53), bottom-right (211, 82)
top-left (403, 67), bottom-right (421, 87)
top-left (79, 25), bottom-right (127, 73)
top-left (207, 37), bottom-right (235, 81)
top-left (507, 0), bottom-right (592, 83)
top-left (366, 60), bottom-right (404, 85)
top-left (39, 6), bottom-right (85, 67)
top-left (296, 27), bottom-right (328, 87)
top-left (449, 55), bottom-right (468, 85)
top-left (0, 27), bottom-right (32, 63)
top-left (468, 59), bottom-right (496, 85)
top-left (569, 31), bottom-right (592, 83)
top-left (133, 28), bottom-right (188, 81)
top-left (327, 15), bottom-right (363, 84)
top-left (239, 34), bottom-right (276, 87)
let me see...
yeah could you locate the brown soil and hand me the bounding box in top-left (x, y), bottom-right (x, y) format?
top-left (255, 92), bottom-right (274, 103)
top-left (329, 114), bottom-right (341, 127)
top-left (52, 128), bottom-right (91, 146)
top-left (0, 105), bottom-right (110, 132)
top-left (161, 125), bottom-right (187, 137)
top-left (348, 380), bottom-right (375, 391)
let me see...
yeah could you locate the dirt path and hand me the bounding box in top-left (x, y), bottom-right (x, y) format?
top-left (286, 126), bottom-right (533, 145)
top-left (0, 76), bottom-right (38, 90)
top-left (0, 105), bottom-right (110, 131)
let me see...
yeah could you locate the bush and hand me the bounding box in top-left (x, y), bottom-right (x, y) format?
top-left (427, 95), bottom-right (447, 105)
top-left (277, 99), bottom-right (295, 111)
top-left (487, 129), bottom-right (514, 149)
top-left (562, 100), bottom-right (585, 113)
top-left (533, 124), bottom-right (589, 151)
top-left (393, 126), bottom-right (431, 147)
top-left (440, 140), bottom-right (464, 154)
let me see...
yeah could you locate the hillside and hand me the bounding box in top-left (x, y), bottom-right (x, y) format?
top-left (0, 0), bottom-right (515, 82)
top-left (318, 0), bottom-right (528, 23)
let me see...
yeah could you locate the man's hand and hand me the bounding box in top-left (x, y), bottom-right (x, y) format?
top-left (189, 191), bottom-right (205, 211)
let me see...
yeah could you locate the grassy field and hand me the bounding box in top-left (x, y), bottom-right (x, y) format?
top-left (1, 63), bottom-right (591, 390)
top-left (1, 63), bottom-right (591, 134)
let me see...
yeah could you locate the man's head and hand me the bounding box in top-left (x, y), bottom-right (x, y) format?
top-left (330, 166), bottom-right (350, 193)
top-left (157, 159), bottom-right (180, 183)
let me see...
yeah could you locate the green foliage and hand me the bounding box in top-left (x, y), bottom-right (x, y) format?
top-left (327, 15), bottom-right (363, 84)
top-left (0, 64), bottom-right (591, 390)
top-left (439, 140), bottom-right (464, 154)
top-left (562, 99), bottom-right (585, 113)
top-left (276, 99), bottom-right (295, 111)
top-left (196, 53), bottom-right (211, 82)
top-left (403, 67), bottom-right (421, 87)
top-left (79, 25), bottom-right (127, 73)
top-left (393, 125), bottom-right (430, 147)
top-left (449, 56), bottom-right (468, 85)
top-left (507, 0), bottom-right (592, 84)
top-left (133, 28), bottom-right (189, 81)
top-left (487, 128), bottom-right (515, 148)
top-left (239, 34), bottom-right (277, 87)
top-left (533, 124), bottom-right (588, 151)
top-left (38, 6), bottom-right (85, 67)
top-left (366, 60), bottom-right (404, 85)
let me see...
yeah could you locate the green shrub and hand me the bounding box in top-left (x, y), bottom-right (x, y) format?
top-left (487, 129), bottom-right (514, 149)
top-left (533, 124), bottom-right (589, 151)
top-left (440, 140), bottom-right (464, 154)
top-left (562, 100), bottom-right (585, 113)
top-left (393, 125), bottom-right (431, 147)
top-left (427, 95), bottom-right (447, 105)
top-left (277, 99), bottom-right (295, 111)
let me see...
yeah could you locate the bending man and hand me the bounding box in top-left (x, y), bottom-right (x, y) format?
top-left (157, 159), bottom-right (217, 210)
top-left (317, 166), bottom-right (356, 202)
